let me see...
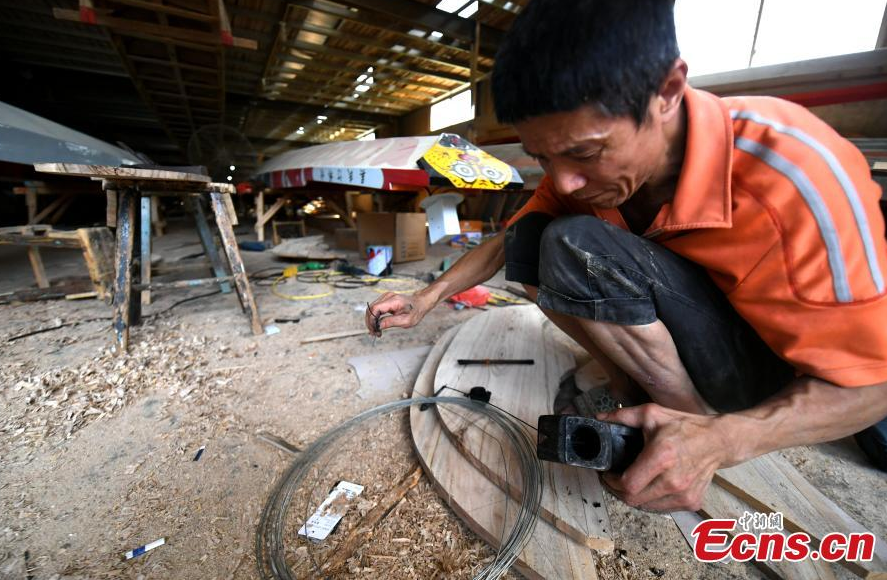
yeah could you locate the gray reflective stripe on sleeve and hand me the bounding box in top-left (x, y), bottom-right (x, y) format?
top-left (731, 109), bottom-right (884, 294)
top-left (734, 136), bottom-right (853, 303)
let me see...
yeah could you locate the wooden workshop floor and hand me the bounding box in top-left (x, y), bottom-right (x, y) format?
top-left (0, 221), bottom-right (884, 579)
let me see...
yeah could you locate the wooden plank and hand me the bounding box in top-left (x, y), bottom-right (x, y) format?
top-left (140, 196), bottom-right (152, 305)
top-left (133, 277), bottom-right (234, 291)
top-left (701, 481), bottom-right (838, 580)
top-left (0, 229), bottom-right (82, 249)
top-left (35, 163), bottom-right (211, 183)
top-left (210, 191), bottom-right (263, 335)
top-left (113, 190), bottom-right (136, 350)
top-left (433, 306), bottom-right (613, 552)
top-left (76, 227), bottom-right (115, 299)
top-left (300, 329), bottom-right (366, 344)
top-left (714, 454), bottom-right (887, 578)
top-left (27, 247), bottom-right (49, 289)
top-left (411, 326), bottom-right (600, 580)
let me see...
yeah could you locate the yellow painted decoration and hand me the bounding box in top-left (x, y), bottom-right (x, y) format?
top-left (421, 134), bottom-right (513, 190)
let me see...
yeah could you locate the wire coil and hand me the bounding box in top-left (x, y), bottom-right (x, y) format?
top-left (255, 396), bottom-right (543, 580)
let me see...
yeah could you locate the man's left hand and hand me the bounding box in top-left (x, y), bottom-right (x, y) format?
top-left (596, 403), bottom-right (734, 512)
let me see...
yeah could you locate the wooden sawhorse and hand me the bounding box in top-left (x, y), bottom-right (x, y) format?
top-left (34, 164), bottom-right (263, 350)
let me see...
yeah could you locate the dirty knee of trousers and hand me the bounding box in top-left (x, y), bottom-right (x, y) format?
top-left (538, 217), bottom-right (647, 300)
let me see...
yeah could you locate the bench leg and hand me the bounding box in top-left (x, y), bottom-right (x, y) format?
top-left (27, 247), bottom-right (49, 289)
top-left (140, 196), bottom-right (152, 305)
top-left (189, 197), bottom-right (232, 294)
top-left (210, 191), bottom-right (263, 335)
top-left (113, 189), bottom-right (137, 351)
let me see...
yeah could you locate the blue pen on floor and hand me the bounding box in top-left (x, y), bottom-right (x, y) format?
top-left (193, 445), bottom-right (205, 461)
top-left (123, 537), bottom-right (165, 560)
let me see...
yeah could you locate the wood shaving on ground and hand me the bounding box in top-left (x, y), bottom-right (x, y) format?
top-left (0, 320), bottom-right (229, 458)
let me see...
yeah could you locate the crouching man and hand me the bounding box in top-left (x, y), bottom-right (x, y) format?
top-left (367, 0), bottom-right (887, 511)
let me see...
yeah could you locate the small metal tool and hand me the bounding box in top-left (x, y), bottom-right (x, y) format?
top-left (367, 302), bottom-right (381, 346)
top-left (536, 415), bottom-right (643, 472)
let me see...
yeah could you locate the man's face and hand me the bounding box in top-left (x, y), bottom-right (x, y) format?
top-left (515, 102), bottom-right (668, 208)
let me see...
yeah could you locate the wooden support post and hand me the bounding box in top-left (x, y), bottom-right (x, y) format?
top-left (190, 197), bottom-right (232, 294)
top-left (256, 197), bottom-right (286, 242)
top-left (25, 189), bottom-right (38, 222)
top-left (210, 191), bottom-right (263, 335)
top-left (255, 188), bottom-right (265, 241)
top-left (46, 194), bottom-right (75, 225)
top-left (24, 189), bottom-right (49, 288)
top-left (113, 189), bottom-right (136, 351)
top-left (140, 196), bottom-right (152, 305)
top-left (29, 192), bottom-right (72, 224)
top-left (27, 247), bottom-right (50, 289)
top-left (345, 191), bottom-right (355, 222)
top-left (106, 188), bottom-right (118, 227)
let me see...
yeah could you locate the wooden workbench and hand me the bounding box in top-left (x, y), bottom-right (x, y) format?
top-left (34, 163), bottom-right (263, 350)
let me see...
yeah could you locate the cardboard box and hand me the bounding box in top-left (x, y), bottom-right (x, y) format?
top-left (459, 220), bottom-right (484, 233)
top-left (334, 227), bottom-right (359, 251)
top-left (357, 213), bottom-right (427, 263)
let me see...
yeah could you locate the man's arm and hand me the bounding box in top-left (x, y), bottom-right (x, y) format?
top-left (365, 231), bottom-right (506, 335)
top-left (598, 377), bottom-right (887, 512)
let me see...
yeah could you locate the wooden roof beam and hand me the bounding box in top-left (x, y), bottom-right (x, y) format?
top-left (52, 8), bottom-right (258, 50)
top-left (318, 0), bottom-right (503, 56)
top-left (227, 94), bottom-right (398, 125)
top-left (294, 20), bottom-right (482, 74)
top-left (287, 0), bottom-right (489, 58)
top-left (269, 53), bottom-right (458, 92)
top-left (107, 0), bottom-right (216, 23)
top-left (286, 39), bottom-right (469, 84)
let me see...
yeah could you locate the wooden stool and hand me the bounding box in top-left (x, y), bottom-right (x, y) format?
top-left (34, 164), bottom-right (264, 350)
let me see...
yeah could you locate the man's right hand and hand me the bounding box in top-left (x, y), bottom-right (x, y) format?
top-left (366, 291), bottom-right (434, 336)
top-left (364, 231), bottom-right (507, 337)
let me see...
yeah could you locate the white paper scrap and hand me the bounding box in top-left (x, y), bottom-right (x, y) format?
top-left (297, 481), bottom-right (364, 542)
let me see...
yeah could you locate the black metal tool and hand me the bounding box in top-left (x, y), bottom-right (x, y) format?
top-left (457, 358), bottom-right (535, 366)
top-left (536, 415), bottom-right (644, 472)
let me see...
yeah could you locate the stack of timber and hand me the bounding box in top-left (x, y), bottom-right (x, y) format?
top-left (410, 306), bottom-right (887, 579)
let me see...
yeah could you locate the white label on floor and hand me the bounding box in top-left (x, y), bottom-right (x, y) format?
top-left (297, 481), bottom-right (364, 542)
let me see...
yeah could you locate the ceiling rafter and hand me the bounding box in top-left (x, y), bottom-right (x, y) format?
top-left (321, 0), bottom-right (503, 56)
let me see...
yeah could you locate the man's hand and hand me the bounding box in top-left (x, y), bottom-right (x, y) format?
top-left (365, 291), bottom-right (433, 336)
top-left (596, 403), bottom-right (734, 512)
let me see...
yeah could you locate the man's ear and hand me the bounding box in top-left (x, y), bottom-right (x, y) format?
top-left (657, 58), bottom-right (688, 122)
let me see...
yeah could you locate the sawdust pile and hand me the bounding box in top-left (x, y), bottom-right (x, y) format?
top-left (285, 413), bottom-right (518, 579)
top-left (0, 321), bottom-right (219, 453)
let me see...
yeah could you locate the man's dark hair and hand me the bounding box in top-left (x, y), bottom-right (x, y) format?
top-left (492, 0), bottom-right (679, 126)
